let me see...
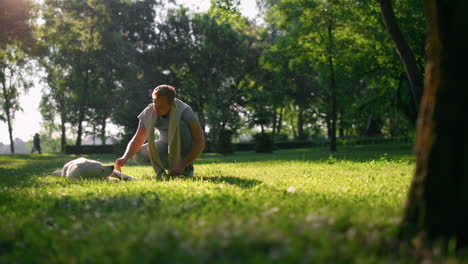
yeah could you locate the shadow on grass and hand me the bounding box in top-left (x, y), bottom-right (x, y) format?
top-left (0, 154), bottom-right (120, 188)
top-left (201, 176), bottom-right (262, 189)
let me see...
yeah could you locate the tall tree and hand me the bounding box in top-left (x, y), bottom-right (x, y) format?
top-left (38, 58), bottom-right (71, 152)
top-left (262, 0), bottom-right (354, 151)
top-left (151, 8), bottom-right (255, 153)
top-left (0, 45), bottom-right (33, 154)
top-left (400, 0), bottom-right (467, 249)
top-left (0, 0), bottom-right (34, 154)
top-left (377, 0), bottom-right (425, 123)
top-left (111, 0), bottom-right (163, 141)
top-left (40, 0), bottom-right (154, 146)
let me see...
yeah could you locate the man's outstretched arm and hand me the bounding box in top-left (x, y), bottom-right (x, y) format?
top-left (115, 125), bottom-right (147, 172)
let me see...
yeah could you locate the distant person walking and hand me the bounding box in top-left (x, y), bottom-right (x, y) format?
top-left (31, 133), bottom-right (42, 154)
top-left (115, 84), bottom-right (205, 177)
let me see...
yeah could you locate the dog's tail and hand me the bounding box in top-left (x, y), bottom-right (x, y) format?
top-left (52, 170), bottom-right (62, 176)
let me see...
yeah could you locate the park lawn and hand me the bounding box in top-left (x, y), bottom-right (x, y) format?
top-left (0, 144), bottom-right (454, 263)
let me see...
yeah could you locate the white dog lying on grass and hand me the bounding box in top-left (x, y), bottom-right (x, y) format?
top-left (52, 157), bottom-right (138, 180)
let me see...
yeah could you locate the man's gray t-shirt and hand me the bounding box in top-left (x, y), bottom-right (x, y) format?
top-left (138, 105), bottom-right (198, 144)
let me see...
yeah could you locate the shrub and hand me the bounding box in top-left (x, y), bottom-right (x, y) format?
top-left (216, 130), bottom-right (234, 155)
top-left (254, 133), bottom-right (274, 153)
top-left (65, 145), bottom-right (114, 154)
top-left (235, 142), bottom-right (255, 151)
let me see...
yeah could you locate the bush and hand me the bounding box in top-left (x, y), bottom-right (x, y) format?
top-left (254, 133), bottom-right (274, 153)
top-left (216, 130), bottom-right (234, 155)
top-left (337, 136), bottom-right (413, 146)
top-left (234, 142), bottom-right (255, 151)
top-left (65, 145), bottom-right (114, 155)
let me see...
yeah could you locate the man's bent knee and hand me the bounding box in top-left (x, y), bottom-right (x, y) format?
top-left (133, 144), bottom-right (151, 165)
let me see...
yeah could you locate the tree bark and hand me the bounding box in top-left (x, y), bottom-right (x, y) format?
top-left (327, 23), bottom-right (337, 152)
top-left (76, 25), bottom-right (95, 146)
top-left (60, 114), bottom-right (66, 153)
top-left (400, 0), bottom-right (467, 248)
top-left (277, 107), bottom-right (283, 135)
top-left (6, 106), bottom-right (14, 154)
top-left (290, 105), bottom-right (297, 139)
top-left (75, 70), bottom-right (88, 146)
top-left (339, 109), bottom-right (344, 138)
top-left (378, 0), bottom-right (424, 124)
top-left (297, 106), bottom-right (304, 139)
top-left (325, 112), bottom-right (332, 142)
top-left (101, 118), bottom-right (106, 145)
top-left (272, 108), bottom-right (277, 135)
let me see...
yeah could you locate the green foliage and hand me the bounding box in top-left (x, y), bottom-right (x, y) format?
top-left (37, 0), bottom-right (161, 145)
top-left (0, 0), bottom-right (35, 48)
top-left (0, 0), bottom-right (36, 153)
top-left (254, 132), bottom-right (274, 153)
top-left (215, 129), bottom-right (234, 155)
top-left (258, 0), bottom-right (424, 140)
top-left (0, 43), bottom-right (34, 152)
top-left (326, 153), bottom-right (337, 165)
top-left (208, 0), bottom-right (245, 29)
top-left (146, 8), bottom-right (257, 152)
top-left (31, 0), bottom-right (425, 148)
top-left (3, 144), bottom-right (463, 262)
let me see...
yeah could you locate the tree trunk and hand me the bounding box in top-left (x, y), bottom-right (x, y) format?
top-left (339, 109), bottom-right (344, 138)
top-left (327, 23), bottom-right (337, 152)
top-left (400, 0), bottom-right (467, 248)
top-left (196, 98), bottom-right (206, 137)
top-left (272, 108), bottom-right (277, 135)
top-left (60, 115), bottom-right (66, 153)
top-left (325, 113), bottom-right (332, 141)
top-left (277, 107), bottom-right (283, 135)
top-left (290, 105), bottom-right (297, 139)
top-left (101, 118), bottom-right (106, 145)
top-left (92, 124), bottom-right (96, 145)
top-left (6, 108), bottom-right (14, 154)
top-left (76, 25), bottom-right (95, 146)
top-left (75, 79), bottom-right (87, 146)
top-left (297, 106), bottom-right (304, 140)
top-left (76, 61), bottom-right (90, 146)
top-left (378, 0), bottom-right (423, 124)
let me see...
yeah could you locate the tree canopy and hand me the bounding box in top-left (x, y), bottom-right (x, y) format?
top-left (2, 0), bottom-right (426, 153)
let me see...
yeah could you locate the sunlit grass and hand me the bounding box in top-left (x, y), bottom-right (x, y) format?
top-left (0, 144), bottom-right (433, 263)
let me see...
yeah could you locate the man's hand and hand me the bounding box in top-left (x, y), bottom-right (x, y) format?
top-left (169, 161), bottom-right (186, 176)
top-left (115, 157), bottom-right (127, 172)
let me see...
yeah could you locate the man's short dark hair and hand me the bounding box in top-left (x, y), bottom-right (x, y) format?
top-left (152, 84), bottom-right (176, 104)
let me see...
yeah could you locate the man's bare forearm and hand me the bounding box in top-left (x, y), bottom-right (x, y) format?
top-left (122, 139), bottom-right (143, 161)
top-left (181, 142), bottom-right (205, 167)
top-left (120, 125), bottom-right (147, 162)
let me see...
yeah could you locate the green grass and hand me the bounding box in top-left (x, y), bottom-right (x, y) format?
top-left (0, 144), bottom-right (450, 263)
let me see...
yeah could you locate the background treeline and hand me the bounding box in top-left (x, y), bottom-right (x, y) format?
top-left (1, 0), bottom-right (425, 154)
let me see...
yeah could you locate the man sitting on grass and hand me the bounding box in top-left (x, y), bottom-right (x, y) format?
top-left (115, 84), bottom-right (205, 177)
